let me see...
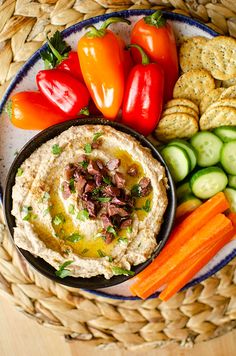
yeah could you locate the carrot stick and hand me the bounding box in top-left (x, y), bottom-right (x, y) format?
top-left (227, 212), bottom-right (236, 228)
top-left (159, 227), bottom-right (236, 301)
top-left (131, 213), bottom-right (232, 299)
top-left (135, 192), bottom-right (229, 282)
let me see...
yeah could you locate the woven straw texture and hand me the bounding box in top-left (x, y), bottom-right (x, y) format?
top-left (1, 0), bottom-right (236, 350)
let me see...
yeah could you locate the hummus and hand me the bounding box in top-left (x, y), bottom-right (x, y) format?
top-left (12, 125), bottom-right (168, 279)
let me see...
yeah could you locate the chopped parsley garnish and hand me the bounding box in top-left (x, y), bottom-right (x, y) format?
top-left (40, 30), bottom-right (71, 69)
top-left (84, 143), bottom-right (92, 154)
top-left (103, 176), bottom-right (112, 184)
top-left (69, 178), bottom-right (76, 193)
top-left (127, 226), bottom-right (133, 233)
top-left (92, 187), bottom-right (101, 196)
top-left (112, 267), bottom-right (135, 276)
top-left (16, 167), bottom-right (24, 176)
top-left (131, 184), bottom-right (142, 197)
top-left (79, 160), bottom-right (89, 169)
top-left (22, 206), bottom-right (33, 221)
top-left (76, 209), bottom-right (89, 221)
top-left (142, 199), bottom-right (151, 213)
top-left (43, 205), bottom-right (53, 216)
top-left (118, 237), bottom-right (128, 244)
top-left (66, 233), bottom-right (82, 243)
top-left (97, 249), bottom-right (106, 258)
top-left (53, 213), bottom-right (65, 225)
top-left (108, 256), bottom-right (113, 262)
top-left (135, 199), bottom-right (151, 213)
top-left (42, 192), bottom-right (50, 202)
top-left (93, 132), bottom-right (104, 142)
top-left (96, 197), bottom-right (111, 203)
top-left (68, 204), bottom-right (75, 215)
top-left (81, 248), bottom-right (89, 255)
top-left (55, 260), bottom-right (73, 278)
top-left (107, 226), bottom-right (117, 237)
top-left (52, 144), bottom-right (62, 155)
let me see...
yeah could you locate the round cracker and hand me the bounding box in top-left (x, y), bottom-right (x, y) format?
top-left (155, 113), bottom-right (198, 142)
top-left (165, 98), bottom-right (199, 113)
top-left (199, 88), bottom-right (225, 115)
top-left (222, 77), bottom-right (236, 88)
top-left (200, 106), bottom-right (236, 131)
top-left (179, 36), bottom-right (208, 73)
top-left (201, 36), bottom-right (236, 80)
top-left (207, 98), bottom-right (236, 111)
top-left (162, 105), bottom-right (199, 120)
top-left (220, 85), bottom-right (236, 99)
top-left (173, 69), bottom-right (215, 105)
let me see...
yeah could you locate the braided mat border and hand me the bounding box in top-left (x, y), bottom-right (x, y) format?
top-left (1, 0), bottom-right (236, 350)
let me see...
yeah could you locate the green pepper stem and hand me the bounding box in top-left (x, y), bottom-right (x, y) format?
top-left (5, 100), bottom-right (12, 119)
top-left (100, 17), bottom-right (131, 30)
top-left (144, 10), bottom-right (166, 28)
top-left (128, 44), bottom-right (150, 65)
top-left (85, 17), bottom-right (130, 38)
top-left (79, 107), bottom-right (90, 116)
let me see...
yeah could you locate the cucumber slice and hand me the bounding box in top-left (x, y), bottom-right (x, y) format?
top-left (228, 175), bottom-right (236, 189)
top-left (221, 141), bottom-right (236, 175)
top-left (178, 193), bottom-right (200, 204)
top-left (190, 166), bottom-right (228, 199)
top-left (176, 181), bottom-right (192, 201)
top-left (190, 131), bottom-right (223, 167)
top-left (213, 126), bottom-right (236, 142)
top-left (161, 145), bottom-right (191, 183)
top-left (168, 139), bottom-right (197, 171)
top-left (176, 196), bottom-right (202, 219)
top-left (224, 187), bottom-right (236, 213)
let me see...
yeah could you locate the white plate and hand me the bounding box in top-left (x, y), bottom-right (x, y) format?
top-left (1, 9), bottom-right (235, 300)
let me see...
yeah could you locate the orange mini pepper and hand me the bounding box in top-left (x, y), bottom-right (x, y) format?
top-left (77, 17), bottom-right (130, 120)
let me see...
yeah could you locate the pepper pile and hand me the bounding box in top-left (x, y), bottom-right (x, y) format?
top-left (7, 11), bottom-right (178, 136)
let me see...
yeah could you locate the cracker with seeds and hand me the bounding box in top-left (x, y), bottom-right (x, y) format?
top-left (201, 36), bottom-right (236, 80)
top-left (222, 77), bottom-right (236, 88)
top-left (179, 36), bottom-right (208, 73)
top-left (162, 105), bottom-right (199, 120)
top-left (220, 85), bottom-right (236, 99)
top-left (165, 98), bottom-right (199, 113)
top-left (200, 106), bottom-right (236, 131)
top-left (207, 98), bottom-right (236, 111)
top-left (173, 69), bottom-right (215, 105)
top-left (155, 113), bottom-right (198, 142)
top-left (199, 88), bottom-right (225, 115)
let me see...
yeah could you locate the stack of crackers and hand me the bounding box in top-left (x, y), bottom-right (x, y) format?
top-left (155, 36), bottom-right (236, 142)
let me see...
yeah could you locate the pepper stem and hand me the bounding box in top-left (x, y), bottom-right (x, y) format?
top-left (79, 107), bottom-right (90, 116)
top-left (128, 44), bottom-right (150, 65)
top-left (85, 17), bottom-right (130, 38)
top-left (144, 10), bottom-right (166, 28)
top-left (5, 100), bottom-right (12, 119)
top-left (100, 17), bottom-right (131, 30)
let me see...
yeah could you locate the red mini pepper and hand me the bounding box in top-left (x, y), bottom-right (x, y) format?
top-left (57, 51), bottom-right (84, 82)
top-left (36, 69), bottom-right (90, 117)
top-left (131, 10), bottom-right (178, 102)
top-left (77, 17), bottom-right (130, 120)
top-left (122, 44), bottom-right (164, 136)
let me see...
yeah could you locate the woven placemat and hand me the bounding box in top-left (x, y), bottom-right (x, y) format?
top-left (1, 0), bottom-right (236, 351)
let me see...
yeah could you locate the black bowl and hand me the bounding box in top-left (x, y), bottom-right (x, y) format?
top-left (3, 118), bottom-right (176, 289)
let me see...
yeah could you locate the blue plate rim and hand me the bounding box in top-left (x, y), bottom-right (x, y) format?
top-left (0, 9), bottom-right (223, 300)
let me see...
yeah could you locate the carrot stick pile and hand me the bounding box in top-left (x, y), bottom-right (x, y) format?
top-left (130, 192), bottom-right (236, 301)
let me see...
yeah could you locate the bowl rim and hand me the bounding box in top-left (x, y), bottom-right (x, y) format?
top-left (3, 118), bottom-right (176, 289)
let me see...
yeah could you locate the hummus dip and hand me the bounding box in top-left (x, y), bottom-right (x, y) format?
top-left (12, 125), bottom-right (168, 279)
